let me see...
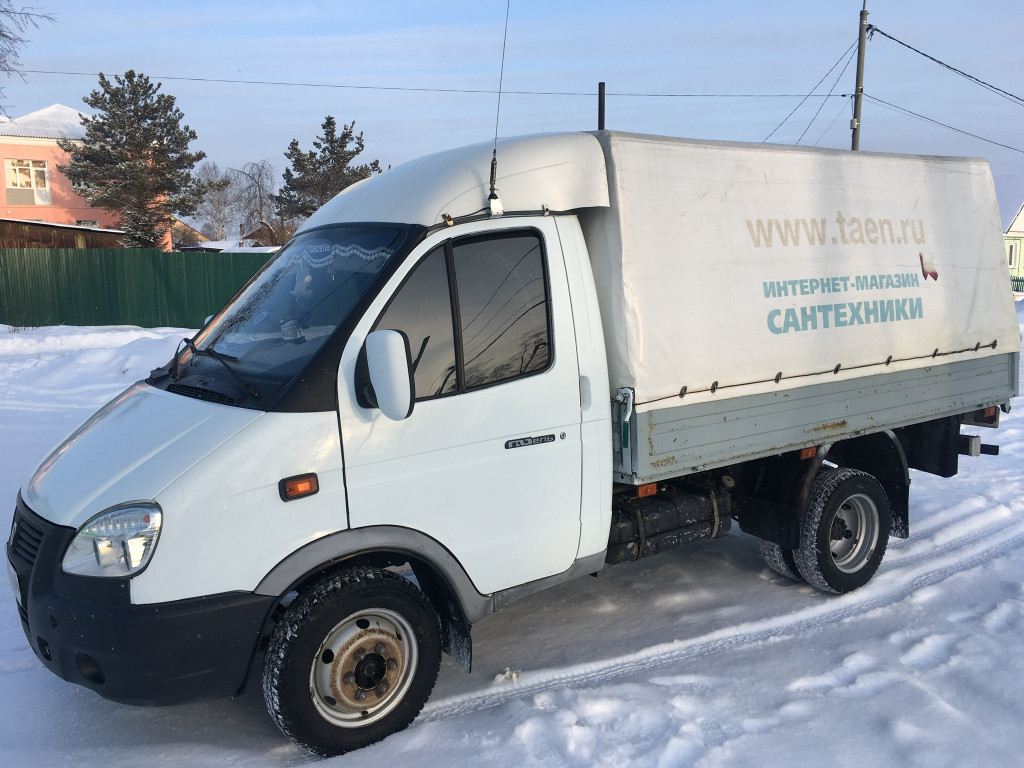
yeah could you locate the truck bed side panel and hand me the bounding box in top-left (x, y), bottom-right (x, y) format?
top-left (615, 352), bottom-right (1018, 484)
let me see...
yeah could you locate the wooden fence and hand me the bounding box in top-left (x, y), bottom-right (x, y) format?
top-left (0, 248), bottom-right (271, 328)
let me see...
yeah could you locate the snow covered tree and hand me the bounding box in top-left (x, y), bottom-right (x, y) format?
top-left (278, 115), bottom-right (381, 219)
top-left (57, 70), bottom-right (206, 248)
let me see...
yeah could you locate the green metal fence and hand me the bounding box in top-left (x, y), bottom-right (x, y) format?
top-left (0, 248), bottom-right (272, 328)
top-left (1013, 276), bottom-right (1024, 293)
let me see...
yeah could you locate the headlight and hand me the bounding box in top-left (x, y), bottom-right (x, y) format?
top-left (61, 503), bottom-right (162, 578)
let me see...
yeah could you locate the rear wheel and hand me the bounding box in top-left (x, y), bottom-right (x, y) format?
top-left (758, 539), bottom-right (803, 581)
top-left (794, 468), bottom-right (890, 594)
top-left (263, 566), bottom-right (441, 756)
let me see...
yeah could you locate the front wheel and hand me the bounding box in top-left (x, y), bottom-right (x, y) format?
top-left (263, 566), bottom-right (441, 756)
top-left (794, 468), bottom-right (891, 594)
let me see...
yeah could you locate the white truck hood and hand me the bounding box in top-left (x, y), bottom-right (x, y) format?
top-left (23, 383), bottom-right (261, 529)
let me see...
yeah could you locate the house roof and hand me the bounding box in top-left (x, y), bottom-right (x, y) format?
top-left (0, 217), bottom-right (123, 234)
top-left (170, 216), bottom-right (209, 241)
top-left (1007, 201), bottom-right (1024, 236)
top-left (0, 104), bottom-right (87, 140)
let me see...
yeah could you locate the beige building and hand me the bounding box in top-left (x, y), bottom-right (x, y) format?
top-left (1006, 202), bottom-right (1024, 286)
top-left (0, 104), bottom-right (119, 230)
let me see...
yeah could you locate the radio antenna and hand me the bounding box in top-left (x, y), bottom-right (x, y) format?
top-left (489, 0), bottom-right (511, 216)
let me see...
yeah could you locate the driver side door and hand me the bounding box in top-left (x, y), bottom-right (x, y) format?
top-left (337, 218), bottom-right (583, 595)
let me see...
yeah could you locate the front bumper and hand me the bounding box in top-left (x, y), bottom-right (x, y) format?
top-left (7, 494), bottom-right (275, 705)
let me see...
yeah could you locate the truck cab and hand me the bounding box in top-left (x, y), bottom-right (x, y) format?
top-left (9, 133), bottom-right (616, 756)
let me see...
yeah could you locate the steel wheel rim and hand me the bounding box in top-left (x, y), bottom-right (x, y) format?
top-left (309, 607), bottom-right (419, 728)
top-left (829, 492), bottom-right (879, 574)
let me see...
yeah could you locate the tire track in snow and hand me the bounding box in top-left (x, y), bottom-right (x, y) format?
top-left (886, 505), bottom-right (1016, 569)
top-left (421, 515), bottom-right (1024, 723)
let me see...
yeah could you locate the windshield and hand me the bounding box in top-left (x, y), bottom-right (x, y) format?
top-left (186, 225), bottom-right (408, 394)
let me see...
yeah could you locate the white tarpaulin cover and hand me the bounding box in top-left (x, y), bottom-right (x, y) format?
top-left (580, 132), bottom-right (1022, 411)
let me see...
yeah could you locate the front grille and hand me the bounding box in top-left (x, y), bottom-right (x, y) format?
top-left (167, 383), bottom-right (235, 406)
top-left (9, 509), bottom-right (44, 570)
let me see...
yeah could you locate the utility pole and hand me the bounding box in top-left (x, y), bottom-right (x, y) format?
top-left (598, 82), bottom-right (606, 130)
top-left (851, 2), bottom-right (869, 150)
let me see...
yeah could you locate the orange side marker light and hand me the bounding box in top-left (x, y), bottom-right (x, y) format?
top-left (280, 473), bottom-right (320, 501)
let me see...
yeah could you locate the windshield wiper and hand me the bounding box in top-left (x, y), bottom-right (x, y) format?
top-left (179, 337), bottom-right (261, 400)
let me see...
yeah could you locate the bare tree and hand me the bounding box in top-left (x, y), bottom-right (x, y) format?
top-left (230, 160), bottom-right (275, 232)
top-left (229, 160), bottom-right (299, 246)
top-left (195, 160), bottom-right (237, 240)
top-left (1, 3), bottom-right (55, 110)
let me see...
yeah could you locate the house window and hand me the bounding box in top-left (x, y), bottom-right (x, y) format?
top-left (5, 159), bottom-right (51, 205)
top-left (76, 220), bottom-right (99, 228)
top-left (1009, 242), bottom-right (1019, 270)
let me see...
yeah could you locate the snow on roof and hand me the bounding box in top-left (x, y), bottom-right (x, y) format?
top-left (0, 216), bottom-right (122, 234)
top-left (199, 239), bottom-right (242, 250)
top-left (0, 104), bottom-right (88, 140)
top-left (194, 239), bottom-right (278, 252)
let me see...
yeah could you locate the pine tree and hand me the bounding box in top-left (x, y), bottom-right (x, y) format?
top-left (57, 70), bottom-right (206, 248)
top-left (278, 116), bottom-right (381, 219)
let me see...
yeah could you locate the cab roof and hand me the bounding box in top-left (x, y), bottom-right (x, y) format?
top-left (297, 132), bottom-right (610, 232)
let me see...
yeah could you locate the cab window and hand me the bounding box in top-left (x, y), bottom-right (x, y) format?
top-left (373, 229), bottom-right (551, 401)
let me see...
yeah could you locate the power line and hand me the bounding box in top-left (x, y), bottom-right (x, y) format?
top-left (797, 44), bottom-right (858, 144)
top-left (763, 39), bottom-right (858, 142)
top-left (863, 93), bottom-right (1024, 154)
top-left (812, 96), bottom-right (853, 147)
top-left (22, 69), bottom-right (848, 100)
top-left (869, 26), bottom-right (1024, 108)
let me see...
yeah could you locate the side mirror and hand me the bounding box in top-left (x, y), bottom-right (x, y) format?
top-left (365, 330), bottom-right (415, 421)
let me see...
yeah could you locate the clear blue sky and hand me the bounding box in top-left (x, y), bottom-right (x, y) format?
top-left (6, 0), bottom-right (1024, 226)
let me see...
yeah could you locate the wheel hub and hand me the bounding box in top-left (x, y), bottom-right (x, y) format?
top-left (309, 608), bottom-right (417, 728)
top-left (830, 515), bottom-right (854, 541)
top-left (829, 493), bottom-right (880, 574)
top-left (327, 628), bottom-right (406, 711)
top-left (353, 652), bottom-right (387, 690)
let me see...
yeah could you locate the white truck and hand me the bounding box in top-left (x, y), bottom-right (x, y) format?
top-left (7, 131), bottom-right (1020, 756)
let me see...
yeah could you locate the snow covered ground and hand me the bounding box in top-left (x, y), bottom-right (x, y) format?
top-left (2, 317), bottom-right (1023, 767)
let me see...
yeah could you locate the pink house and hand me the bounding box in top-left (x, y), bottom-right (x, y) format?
top-left (0, 104), bottom-right (120, 231)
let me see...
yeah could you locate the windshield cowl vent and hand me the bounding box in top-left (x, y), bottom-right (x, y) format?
top-left (167, 383), bottom-right (235, 406)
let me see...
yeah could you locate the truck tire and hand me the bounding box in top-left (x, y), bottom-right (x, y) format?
top-left (758, 539), bottom-right (804, 582)
top-left (262, 566), bottom-right (441, 756)
top-left (794, 468), bottom-right (890, 594)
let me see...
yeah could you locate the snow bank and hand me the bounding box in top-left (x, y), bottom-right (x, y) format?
top-left (1, 315), bottom-right (1022, 767)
